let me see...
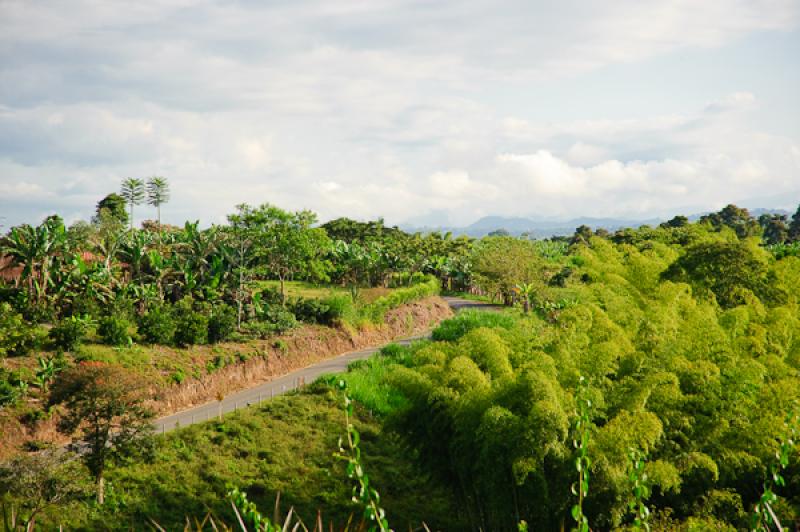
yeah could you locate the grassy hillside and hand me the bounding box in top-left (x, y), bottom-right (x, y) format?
top-left (54, 384), bottom-right (463, 530)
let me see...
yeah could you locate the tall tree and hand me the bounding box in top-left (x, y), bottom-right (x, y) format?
top-left (758, 213), bottom-right (788, 245)
top-left (119, 178), bottom-right (145, 230)
top-left (94, 193), bottom-right (129, 226)
top-left (471, 236), bottom-right (548, 305)
top-left (228, 204), bottom-right (331, 305)
top-left (789, 204), bottom-right (800, 242)
top-left (700, 204), bottom-right (760, 239)
top-left (662, 240), bottom-right (771, 308)
top-left (49, 363), bottom-right (154, 505)
top-left (146, 176), bottom-right (170, 232)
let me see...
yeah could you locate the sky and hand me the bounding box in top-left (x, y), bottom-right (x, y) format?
top-left (1, 0), bottom-right (798, 229)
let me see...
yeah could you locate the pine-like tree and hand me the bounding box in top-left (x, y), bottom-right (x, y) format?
top-left (146, 176), bottom-right (170, 231)
top-left (120, 178), bottom-right (145, 230)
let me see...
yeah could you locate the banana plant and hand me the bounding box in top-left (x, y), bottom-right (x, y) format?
top-left (33, 356), bottom-right (58, 392)
top-left (1, 218), bottom-right (67, 305)
top-left (118, 229), bottom-right (154, 284)
top-left (514, 282), bottom-right (537, 313)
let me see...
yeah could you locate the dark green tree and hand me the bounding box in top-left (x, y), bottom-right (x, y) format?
top-left (94, 193), bottom-right (129, 226)
top-left (758, 213), bottom-right (789, 245)
top-left (49, 363), bottom-right (154, 505)
top-left (789, 204), bottom-right (800, 242)
top-left (660, 215), bottom-right (689, 228)
top-left (662, 240), bottom-right (771, 308)
top-left (700, 204), bottom-right (760, 239)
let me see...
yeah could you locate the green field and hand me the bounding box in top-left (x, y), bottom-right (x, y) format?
top-left (60, 384), bottom-right (463, 531)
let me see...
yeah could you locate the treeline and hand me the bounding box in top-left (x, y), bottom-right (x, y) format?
top-left (0, 197), bottom-right (471, 359)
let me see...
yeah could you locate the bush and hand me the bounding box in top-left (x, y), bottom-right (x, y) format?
top-left (172, 297), bottom-right (209, 346)
top-left (290, 297), bottom-right (330, 324)
top-left (63, 294), bottom-right (102, 321)
top-left (361, 276), bottom-right (440, 323)
top-left (98, 315), bottom-right (133, 346)
top-left (175, 312), bottom-right (209, 346)
top-left (107, 295), bottom-right (137, 321)
top-left (431, 309), bottom-right (515, 342)
top-left (208, 305), bottom-right (236, 343)
top-left (137, 305), bottom-right (177, 345)
top-left (175, 311), bottom-right (208, 346)
top-left (242, 308), bottom-right (298, 339)
top-left (0, 375), bottom-right (20, 406)
top-left (48, 315), bottom-right (91, 351)
top-left (320, 294), bottom-right (357, 325)
top-left (0, 303), bottom-right (40, 357)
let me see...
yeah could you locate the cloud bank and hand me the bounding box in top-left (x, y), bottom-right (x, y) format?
top-left (0, 0), bottom-right (798, 228)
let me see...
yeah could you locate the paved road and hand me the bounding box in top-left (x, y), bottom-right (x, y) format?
top-left (154, 296), bottom-right (498, 433)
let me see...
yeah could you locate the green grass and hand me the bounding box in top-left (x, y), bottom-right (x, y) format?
top-left (254, 281), bottom-right (392, 303)
top-left (56, 384), bottom-right (464, 531)
top-left (317, 343), bottom-right (419, 416)
top-left (431, 308), bottom-right (516, 342)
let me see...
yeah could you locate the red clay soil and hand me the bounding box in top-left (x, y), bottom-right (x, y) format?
top-left (0, 296), bottom-right (452, 459)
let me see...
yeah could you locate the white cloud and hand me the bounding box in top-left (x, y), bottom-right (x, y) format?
top-left (0, 1), bottom-right (798, 227)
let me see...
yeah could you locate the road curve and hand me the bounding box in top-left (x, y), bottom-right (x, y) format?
top-left (154, 296), bottom-right (498, 433)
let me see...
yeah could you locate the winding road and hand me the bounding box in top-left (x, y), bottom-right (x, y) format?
top-left (154, 296), bottom-right (497, 433)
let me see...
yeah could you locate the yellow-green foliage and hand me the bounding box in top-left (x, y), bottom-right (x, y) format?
top-left (388, 225), bottom-right (800, 531)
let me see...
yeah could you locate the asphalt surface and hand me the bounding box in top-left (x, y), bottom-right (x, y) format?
top-left (154, 296), bottom-right (498, 433)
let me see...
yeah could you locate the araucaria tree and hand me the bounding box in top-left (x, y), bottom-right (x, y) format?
top-left (120, 177), bottom-right (145, 230)
top-left (48, 363), bottom-right (154, 505)
top-left (146, 176), bottom-right (170, 231)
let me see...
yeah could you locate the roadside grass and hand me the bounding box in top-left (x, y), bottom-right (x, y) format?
top-left (58, 384), bottom-right (463, 531)
top-left (441, 290), bottom-right (493, 303)
top-left (431, 308), bottom-right (516, 342)
top-left (318, 342), bottom-right (420, 417)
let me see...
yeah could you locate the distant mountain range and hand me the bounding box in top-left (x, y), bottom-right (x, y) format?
top-left (401, 208), bottom-right (791, 238)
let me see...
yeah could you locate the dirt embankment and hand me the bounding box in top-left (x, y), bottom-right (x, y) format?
top-left (155, 296), bottom-right (452, 414)
top-left (0, 296), bottom-right (452, 459)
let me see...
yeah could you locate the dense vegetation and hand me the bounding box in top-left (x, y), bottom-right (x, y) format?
top-left (2, 194), bottom-right (800, 530)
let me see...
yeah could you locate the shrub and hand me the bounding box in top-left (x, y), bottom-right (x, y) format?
top-left (175, 311), bottom-right (209, 346)
top-left (107, 295), bottom-right (137, 322)
top-left (431, 309), bottom-right (515, 342)
top-left (0, 376), bottom-right (20, 407)
top-left (171, 370), bottom-right (185, 384)
top-left (266, 308), bottom-right (298, 334)
top-left (137, 305), bottom-right (177, 345)
top-left (21, 302), bottom-right (56, 324)
top-left (361, 276), bottom-right (440, 323)
top-left (208, 305), bottom-right (236, 344)
top-left (290, 297), bottom-right (331, 324)
top-left (0, 302), bottom-right (40, 357)
top-left (98, 316), bottom-right (133, 346)
top-left (64, 294), bottom-right (102, 321)
top-left (49, 315), bottom-right (91, 351)
top-left (242, 309), bottom-right (298, 339)
top-left (320, 294), bottom-right (357, 325)
top-left (0, 369), bottom-right (28, 407)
